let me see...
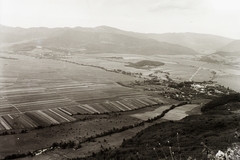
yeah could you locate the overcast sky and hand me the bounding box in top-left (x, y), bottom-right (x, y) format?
top-left (0, 0), bottom-right (240, 39)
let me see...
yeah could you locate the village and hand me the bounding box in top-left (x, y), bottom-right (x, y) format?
top-left (123, 73), bottom-right (236, 102)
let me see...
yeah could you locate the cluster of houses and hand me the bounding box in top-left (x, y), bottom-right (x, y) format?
top-left (156, 80), bottom-right (233, 101)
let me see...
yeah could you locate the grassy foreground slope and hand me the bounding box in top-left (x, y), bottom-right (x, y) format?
top-left (82, 94), bottom-right (240, 160)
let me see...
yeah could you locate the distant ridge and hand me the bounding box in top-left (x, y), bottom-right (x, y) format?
top-left (146, 32), bottom-right (234, 54)
top-left (218, 40), bottom-right (240, 52)
top-left (0, 25), bottom-right (234, 55)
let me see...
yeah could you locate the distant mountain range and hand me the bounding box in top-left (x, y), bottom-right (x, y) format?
top-left (199, 39), bottom-right (240, 64)
top-left (0, 25), bottom-right (237, 55)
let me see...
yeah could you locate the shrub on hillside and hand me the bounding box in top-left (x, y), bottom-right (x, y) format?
top-left (201, 93), bottom-right (240, 112)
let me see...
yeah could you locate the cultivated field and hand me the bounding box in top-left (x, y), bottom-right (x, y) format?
top-left (1, 52), bottom-right (239, 131)
top-left (0, 53), bottom-right (164, 131)
top-left (0, 96), bottom-right (162, 130)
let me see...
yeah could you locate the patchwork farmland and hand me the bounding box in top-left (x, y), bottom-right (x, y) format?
top-left (0, 96), bottom-right (162, 131)
top-left (0, 53), bottom-right (163, 131)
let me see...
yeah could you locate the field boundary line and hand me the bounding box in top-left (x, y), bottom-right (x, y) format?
top-left (0, 95), bottom-right (22, 114)
top-left (8, 114), bottom-right (13, 119)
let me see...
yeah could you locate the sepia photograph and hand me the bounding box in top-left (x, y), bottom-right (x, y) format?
top-left (0, 0), bottom-right (240, 159)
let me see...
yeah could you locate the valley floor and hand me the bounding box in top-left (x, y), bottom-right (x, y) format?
top-left (0, 51), bottom-right (239, 159)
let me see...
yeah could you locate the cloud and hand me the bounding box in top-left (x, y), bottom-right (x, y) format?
top-left (148, 0), bottom-right (205, 12)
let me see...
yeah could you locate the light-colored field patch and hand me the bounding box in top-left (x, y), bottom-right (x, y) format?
top-left (162, 104), bottom-right (199, 121)
top-left (131, 105), bottom-right (171, 120)
top-left (217, 75), bottom-right (240, 92)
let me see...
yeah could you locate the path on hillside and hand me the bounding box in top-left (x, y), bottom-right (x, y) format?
top-left (189, 66), bottom-right (202, 81)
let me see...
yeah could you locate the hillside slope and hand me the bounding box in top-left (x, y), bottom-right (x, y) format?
top-left (199, 50), bottom-right (240, 65)
top-left (1, 25), bottom-right (234, 55)
top-left (219, 40), bottom-right (240, 52)
top-left (8, 29), bottom-right (198, 55)
top-left (147, 33), bottom-right (234, 54)
top-left (77, 26), bottom-right (234, 54)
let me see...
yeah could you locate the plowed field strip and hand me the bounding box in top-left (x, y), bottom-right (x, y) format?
top-left (141, 98), bottom-right (158, 105)
top-left (35, 111), bottom-right (58, 125)
top-left (102, 102), bottom-right (120, 112)
top-left (49, 109), bottom-right (70, 122)
top-left (135, 99), bottom-right (149, 106)
top-left (25, 112), bottom-right (49, 127)
top-left (3, 92), bottom-right (58, 98)
top-left (126, 99), bottom-right (140, 109)
top-left (125, 100), bottom-right (140, 108)
top-left (14, 99), bottom-right (73, 107)
top-left (55, 83), bottom-right (93, 87)
top-left (9, 114), bottom-right (25, 129)
top-left (69, 95), bottom-right (118, 102)
top-left (0, 91), bottom-right (46, 97)
top-left (0, 107), bottom-right (19, 115)
top-left (100, 103), bottom-right (118, 112)
top-left (82, 104), bottom-right (100, 114)
top-left (2, 115), bottom-right (15, 129)
top-left (147, 98), bottom-right (161, 103)
top-left (55, 83), bottom-right (87, 87)
top-left (0, 91), bottom-right (44, 97)
top-left (126, 99), bottom-right (145, 108)
top-left (50, 108), bottom-right (76, 122)
top-left (42, 110), bottom-right (67, 123)
top-left (0, 84), bottom-right (40, 89)
top-left (56, 88), bottom-right (95, 92)
top-left (109, 102), bottom-right (125, 111)
top-left (133, 99), bottom-right (146, 106)
top-left (18, 114), bottom-right (39, 128)
top-left (105, 102), bottom-right (122, 112)
top-left (0, 123), bottom-right (6, 130)
top-left (0, 116), bottom-right (12, 130)
top-left (61, 107), bottom-right (78, 115)
top-left (77, 105), bottom-right (94, 114)
top-left (16, 101), bottom-right (77, 112)
top-left (119, 100), bottom-right (135, 110)
top-left (0, 88), bottom-right (45, 94)
top-left (120, 100), bottom-right (136, 109)
top-left (0, 104), bottom-right (14, 108)
top-left (111, 101), bottom-right (127, 111)
top-left (7, 95), bottom-right (62, 104)
top-left (69, 106), bottom-right (90, 114)
top-left (58, 108), bottom-right (72, 116)
top-left (56, 86), bottom-right (89, 90)
top-left (88, 103), bottom-right (107, 113)
top-left (115, 101), bottom-right (131, 110)
top-left (0, 99), bottom-right (11, 104)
